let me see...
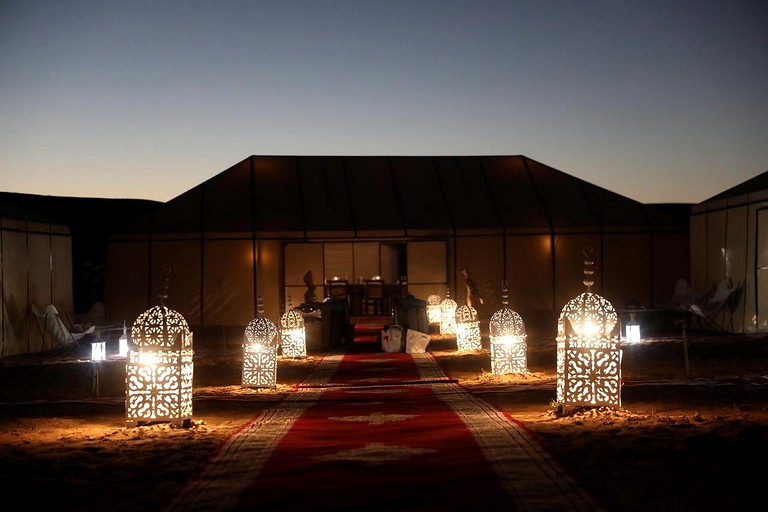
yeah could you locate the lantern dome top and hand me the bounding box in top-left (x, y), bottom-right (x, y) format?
top-left (559, 291), bottom-right (617, 337)
top-left (427, 294), bottom-right (442, 306)
top-left (490, 307), bottom-right (526, 337)
top-left (280, 308), bottom-right (304, 330)
top-left (455, 304), bottom-right (478, 323)
top-left (131, 304), bottom-right (192, 350)
top-left (245, 316), bottom-right (278, 345)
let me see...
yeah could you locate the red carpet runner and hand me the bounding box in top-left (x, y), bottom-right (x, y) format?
top-left (167, 352), bottom-right (603, 511)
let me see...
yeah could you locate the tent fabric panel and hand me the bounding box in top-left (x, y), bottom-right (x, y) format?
top-left (580, 181), bottom-right (649, 227)
top-left (345, 157), bottom-right (403, 231)
top-left (203, 159), bottom-right (254, 233)
top-left (27, 232), bottom-right (54, 312)
top-left (435, 157), bottom-right (502, 229)
top-left (757, 208), bottom-right (768, 331)
top-left (254, 239), bottom-right (282, 323)
top-left (505, 234), bottom-right (554, 313)
top-left (151, 187), bottom-right (203, 234)
top-left (104, 240), bottom-right (150, 327)
top-left (202, 240), bottom-right (254, 326)
top-left (253, 157), bottom-right (305, 233)
top-left (704, 210), bottom-right (728, 296)
top-left (284, 242), bottom-right (324, 305)
top-left (650, 232), bottom-right (690, 309)
top-left (353, 242), bottom-right (380, 282)
top-left (456, 236), bottom-right (504, 320)
top-left (2, 228), bottom-right (30, 356)
top-left (390, 157), bottom-right (453, 230)
top-left (723, 205), bottom-right (749, 331)
top-left (407, 241), bottom-right (447, 286)
top-left (602, 234), bottom-right (651, 309)
top-left (298, 157), bottom-right (355, 232)
top-left (689, 214), bottom-right (708, 301)
top-left (324, 242), bottom-right (354, 283)
top-left (150, 240), bottom-right (202, 325)
top-left (526, 159), bottom-right (599, 228)
top-left (482, 156), bottom-right (551, 229)
top-left (51, 234), bottom-right (74, 321)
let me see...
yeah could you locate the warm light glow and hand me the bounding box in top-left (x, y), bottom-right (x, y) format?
top-left (440, 294), bottom-right (458, 335)
top-left (125, 304), bottom-right (194, 427)
top-left (489, 290), bottom-right (527, 375)
top-left (243, 302), bottom-right (279, 389)
top-left (279, 308), bottom-right (306, 359)
top-left (455, 304), bottom-right (481, 351)
top-left (91, 340), bottom-right (106, 362)
top-left (118, 321), bottom-right (129, 357)
top-left (427, 294), bottom-right (442, 325)
top-left (626, 322), bottom-right (641, 343)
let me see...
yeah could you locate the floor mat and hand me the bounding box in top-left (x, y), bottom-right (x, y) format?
top-left (167, 351), bottom-right (603, 511)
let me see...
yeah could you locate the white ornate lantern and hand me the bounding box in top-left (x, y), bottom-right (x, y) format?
top-left (455, 303), bottom-right (482, 351)
top-left (427, 294), bottom-right (442, 325)
top-left (279, 300), bottom-right (306, 359)
top-left (439, 288), bottom-right (457, 335)
top-left (243, 297), bottom-right (279, 388)
top-left (126, 298), bottom-right (194, 427)
top-left (556, 248), bottom-right (622, 412)
top-left (489, 281), bottom-right (527, 375)
top-left (118, 321), bottom-right (130, 358)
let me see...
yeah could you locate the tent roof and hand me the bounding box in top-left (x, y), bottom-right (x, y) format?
top-left (703, 169), bottom-right (768, 202)
top-left (119, 155), bottom-right (691, 235)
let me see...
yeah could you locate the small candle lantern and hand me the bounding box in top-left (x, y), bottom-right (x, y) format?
top-left (455, 303), bottom-right (482, 351)
top-left (279, 298), bottom-right (306, 359)
top-left (439, 288), bottom-right (457, 335)
top-left (489, 281), bottom-right (527, 375)
top-left (427, 294), bottom-right (442, 325)
top-left (625, 309), bottom-right (641, 344)
top-left (556, 248), bottom-right (622, 412)
top-left (242, 297), bottom-right (279, 388)
top-left (118, 321), bottom-right (130, 358)
top-left (125, 293), bottom-right (194, 427)
top-left (91, 338), bottom-right (107, 362)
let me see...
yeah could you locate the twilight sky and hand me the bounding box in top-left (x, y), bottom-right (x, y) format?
top-left (1, 0), bottom-right (766, 205)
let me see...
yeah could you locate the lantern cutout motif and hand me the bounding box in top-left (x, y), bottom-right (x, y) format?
top-left (489, 281), bottom-right (527, 375)
top-left (126, 294), bottom-right (194, 427)
top-left (427, 294), bottom-right (442, 325)
top-left (243, 297), bottom-right (279, 388)
top-left (455, 303), bottom-right (482, 351)
top-left (280, 297), bottom-right (306, 359)
top-left (118, 321), bottom-right (130, 358)
top-left (556, 248), bottom-right (622, 412)
top-left (439, 288), bottom-right (458, 335)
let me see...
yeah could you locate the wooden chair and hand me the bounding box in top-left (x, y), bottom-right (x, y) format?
top-left (325, 280), bottom-right (349, 302)
top-left (362, 279), bottom-right (386, 316)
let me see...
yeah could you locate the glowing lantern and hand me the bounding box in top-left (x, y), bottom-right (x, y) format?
top-left (91, 339), bottom-right (107, 362)
top-left (489, 281), bottom-right (527, 375)
top-left (625, 309), bottom-right (641, 344)
top-left (118, 321), bottom-right (130, 357)
top-left (439, 288), bottom-right (458, 335)
top-left (243, 297), bottom-right (279, 388)
top-left (556, 248), bottom-right (622, 412)
top-left (455, 303), bottom-right (482, 351)
top-left (125, 299), bottom-right (194, 427)
top-left (279, 299), bottom-right (306, 359)
top-left (427, 294), bottom-right (442, 325)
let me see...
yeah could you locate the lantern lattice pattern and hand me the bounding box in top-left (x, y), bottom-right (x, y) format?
top-left (556, 290), bottom-right (622, 412)
top-left (455, 304), bottom-right (482, 351)
top-left (243, 305), bottom-right (279, 389)
top-left (489, 290), bottom-right (527, 375)
top-left (439, 290), bottom-right (458, 335)
top-left (427, 294), bottom-right (442, 325)
top-left (126, 305), bottom-right (194, 427)
top-left (279, 308), bottom-right (306, 359)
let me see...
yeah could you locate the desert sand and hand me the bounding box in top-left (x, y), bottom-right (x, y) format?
top-left (1, 327), bottom-right (766, 511)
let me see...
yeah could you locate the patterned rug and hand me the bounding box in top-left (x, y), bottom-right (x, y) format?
top-left (166, 351), bottom-right (603, 511)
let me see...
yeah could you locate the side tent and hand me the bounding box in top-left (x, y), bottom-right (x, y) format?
top-left (690, 170), bottom-right (768, 333)
top-left (105, 155), bottom-right (691, 337)
top-left (1, 217), bottom-right (74, 357)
